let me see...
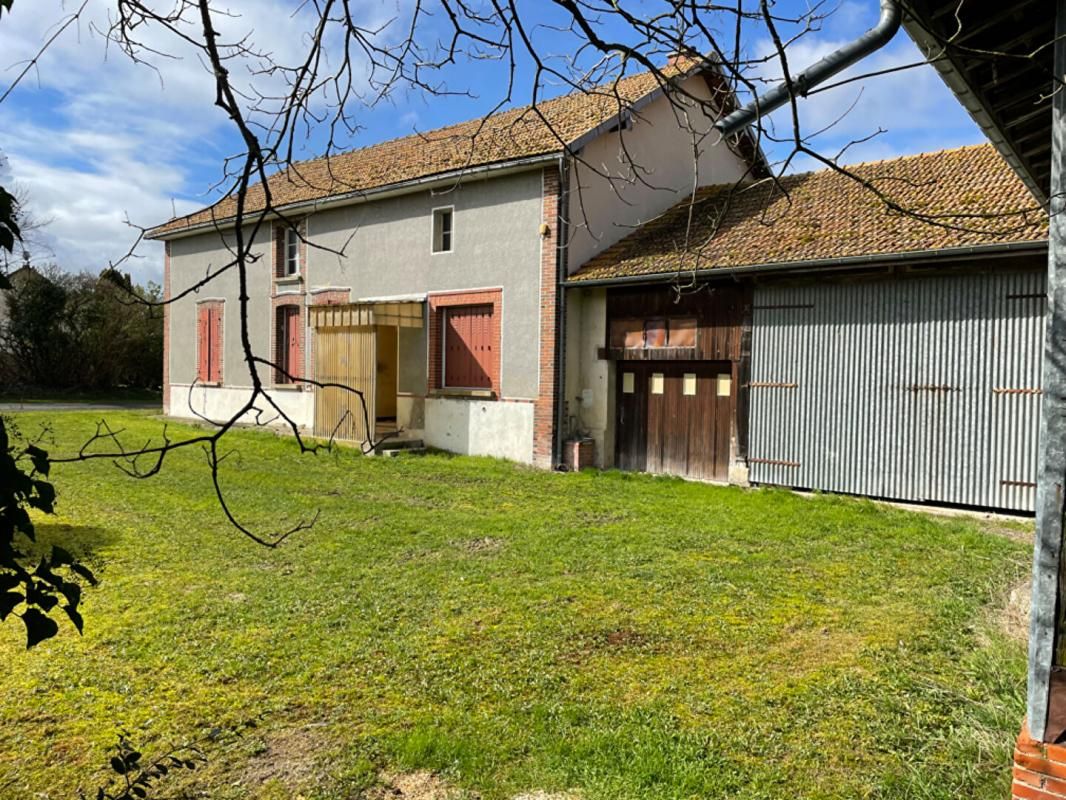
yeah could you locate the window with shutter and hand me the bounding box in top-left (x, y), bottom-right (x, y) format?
top-left (443, 304), bottom-right (493, 389)
top-left (275, 305), bottom-right (302, 383)
top-left (196, 302), bottom-right (223, 384)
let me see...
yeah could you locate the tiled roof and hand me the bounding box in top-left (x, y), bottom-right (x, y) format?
top-left (569, 143), bottom-right (1048, 283)
top-left (149, 65), bottom-right (704, 238)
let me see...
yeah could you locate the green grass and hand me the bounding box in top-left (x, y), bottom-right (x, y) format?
top-left (0, 411), bottom-right (1032, 799)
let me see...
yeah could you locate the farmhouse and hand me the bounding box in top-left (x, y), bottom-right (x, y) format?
top-left (148, 58), bottom-right (1047, 513)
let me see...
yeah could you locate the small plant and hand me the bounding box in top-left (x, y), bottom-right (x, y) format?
top-left (0, 415), bottom-right (97, 647)
top-left (82, 720), bottom-right (261, 800)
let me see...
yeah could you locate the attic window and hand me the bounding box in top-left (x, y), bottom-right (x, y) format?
top-left (432, 207), bottom-right (453, 253)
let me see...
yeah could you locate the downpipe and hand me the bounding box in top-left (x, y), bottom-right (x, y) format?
top-left (715, 0), bottom-right (902, 137)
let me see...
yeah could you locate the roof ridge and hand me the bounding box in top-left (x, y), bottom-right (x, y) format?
top-left (276, 68), bottom-right (681, 179)
top-left (681, 142), bottom-right (998, 199)
top-left (828, 141), bottom-right (992, 172)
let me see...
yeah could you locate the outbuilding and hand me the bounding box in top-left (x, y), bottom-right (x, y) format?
top-left (563, 143), bottom-right (1048, 512)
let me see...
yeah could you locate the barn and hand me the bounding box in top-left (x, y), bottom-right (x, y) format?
top-left (562, 143), bottom-right (1048, 512)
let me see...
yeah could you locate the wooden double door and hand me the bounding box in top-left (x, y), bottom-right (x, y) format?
top-left (615, 361), bottom-right (734, 481)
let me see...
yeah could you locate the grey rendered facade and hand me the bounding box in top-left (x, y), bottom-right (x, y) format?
top-left (157, 70), bottom-right (749, 466)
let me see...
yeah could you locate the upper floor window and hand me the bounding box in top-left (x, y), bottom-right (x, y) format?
top-left (432, 207), bottom-right (453, 253)
top-left (284, 225), bottom-right (301, 275)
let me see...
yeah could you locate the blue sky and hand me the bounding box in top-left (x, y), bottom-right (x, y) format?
top-left (0, 1), bottom-right (986, 284)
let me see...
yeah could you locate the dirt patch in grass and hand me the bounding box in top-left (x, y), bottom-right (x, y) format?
top-left (366, 771), bottom-right (461, 799)
top-left (455, 536), bottom-right (504, 554)
top-left (560, 627), bottom-right (663, 665)
top-left (237, 726), bottom-right (329, 790)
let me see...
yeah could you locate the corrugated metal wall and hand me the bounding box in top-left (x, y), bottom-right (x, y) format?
top-left (749, 270), bottom-right (1045, 511)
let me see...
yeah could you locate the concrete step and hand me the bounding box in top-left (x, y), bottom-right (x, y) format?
top-left (372, 438), bottom-right (425, 456)
top-left (378, 446), bottom-right (426, 458)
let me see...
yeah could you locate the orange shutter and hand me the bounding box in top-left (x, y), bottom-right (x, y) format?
top-left (444, 305), bottom-right (492, 389)
top-left (287, 308), bottom-right (301, 380)
top-left (197, 305), bottom-right (210, 382)
top-left (209, 305), bottom-right (223, 383)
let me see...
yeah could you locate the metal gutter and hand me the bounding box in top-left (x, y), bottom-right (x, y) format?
top-left (552, 156), bottom-right (571, 468)
top-left (146, 153), bottom-right (562, 241)
top-left (715, 0), bottom-right (902, 137)
top-left (563, 239), bottom-right (1048, 288)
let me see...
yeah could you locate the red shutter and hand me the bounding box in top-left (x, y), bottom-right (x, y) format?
top-left (444, 305), bottom-right (492, 389)
top-left (197, 305), bottom-right (210, 382)
top-left (286, 307), bottom-right (301, 380)
top-left (209, 305), bottom-right (223, 383)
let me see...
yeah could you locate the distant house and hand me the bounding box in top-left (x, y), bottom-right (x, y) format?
top-left (149, 59), bottom-right (1048, 512)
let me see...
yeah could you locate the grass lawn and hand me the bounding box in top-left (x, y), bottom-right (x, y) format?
top-left (0, 411), bottom-right (1032, 799)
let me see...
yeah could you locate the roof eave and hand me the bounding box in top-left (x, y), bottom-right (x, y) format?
top-left (146, 151), bottom-right (564, 241)
top-left (565, 238), bottom-right (1049, 287)
top-left (902, 15), bottom-right (1049, 207)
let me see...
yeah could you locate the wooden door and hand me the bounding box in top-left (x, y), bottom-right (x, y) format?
top-left (615, 365), bottom-right (647, 471)
top-left (284, 307), bottom-right (301, 378)
top-left (617, 362), bottom-right (733, 481)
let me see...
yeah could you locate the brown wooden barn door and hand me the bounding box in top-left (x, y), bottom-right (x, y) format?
top-left (615, 365), bottom-right (647, 471)
top-left (618, 362), bottom-right (733, 481)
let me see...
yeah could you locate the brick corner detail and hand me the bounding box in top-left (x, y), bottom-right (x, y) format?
top-left (1013, 720), bottom-right (1066, 799)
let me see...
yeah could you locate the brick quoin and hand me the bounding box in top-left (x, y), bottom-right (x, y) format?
top-left (310, 289), bottom-right (351, 306)
top-left (1012, 722), bottom-right (1066, 799)
top-left (427, 289), bottom-right (503, 397)
top-left (533, 166), bottom-right (561, 468)
top-left (162, 241), bottom-right (171, 414)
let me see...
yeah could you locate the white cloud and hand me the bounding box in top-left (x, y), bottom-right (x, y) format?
top-left (747, 5), bottom-right (985, 171)
top-left (0, 0), bottom-right (389, 283)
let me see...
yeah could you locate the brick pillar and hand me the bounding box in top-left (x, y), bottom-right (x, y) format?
top-left (533, 166), bottom-right (560, 468)
top-left (162, 240), bottom-right (171, 414)
top-left (1013, 721), bottom-right (1066, 799)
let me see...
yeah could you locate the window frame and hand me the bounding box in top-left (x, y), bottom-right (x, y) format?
top-left (284, 225), bottom-right (301, 276)
top-left (431, 205), bottom-right (454, 254)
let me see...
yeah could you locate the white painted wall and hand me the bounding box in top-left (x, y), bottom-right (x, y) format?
top-left (168, 384), bottom-right (314, 429)
top-left (562, 288), bottom-right (613, 467)
top-left (565, 73), bottom-right (753, 272)
top-left (424, 397), bottom-right (535, 463)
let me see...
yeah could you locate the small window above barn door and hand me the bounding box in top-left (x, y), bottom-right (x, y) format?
top-left (608, 317), bottom-right (698, 350)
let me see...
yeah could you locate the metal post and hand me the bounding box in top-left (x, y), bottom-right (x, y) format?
top-left (1029, 0), bottom-right (1066, 742)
